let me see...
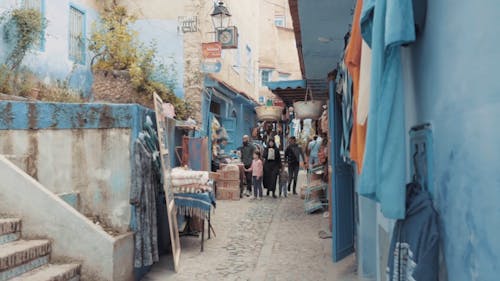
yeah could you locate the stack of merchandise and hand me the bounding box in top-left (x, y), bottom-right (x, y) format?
top-left (300, 178), bottom-right (324, 200)
top-left (171, 167), bottom-right (213, 193)
top-left (301, 176), bottom-right (328, 214)
top-left (216, 164), bottom-right (241, 200)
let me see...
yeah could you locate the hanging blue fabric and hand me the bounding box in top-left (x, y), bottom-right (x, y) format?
top-left (339, 60), bottom-right (354, 163)
top-left (358, 0), bottom-right (416, 219)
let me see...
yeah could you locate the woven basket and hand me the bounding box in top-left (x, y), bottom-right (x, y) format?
top-left (255, 106), bottom-right (283, 121)
top-left (293, 88), bottom-right (323, 120)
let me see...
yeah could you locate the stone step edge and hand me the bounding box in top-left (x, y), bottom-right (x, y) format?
top-left (10, 263), bottom-right (81, 281)
top-left (0, 240), bottom-right (51, 271)
top-left (0, 219), bottom-right (21, 236)
top-left (0, 255), bottom-right (49, 281)
top-left (0, 232), bottom-right (21, 245)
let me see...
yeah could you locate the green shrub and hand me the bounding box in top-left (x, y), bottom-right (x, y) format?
top-left (89, 5), bottom-right (191, 119)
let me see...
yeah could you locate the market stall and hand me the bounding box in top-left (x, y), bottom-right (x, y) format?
top-left (170, 167), bottom-right (216, 252)
top-left (266, 80), bottom-right (331, 215)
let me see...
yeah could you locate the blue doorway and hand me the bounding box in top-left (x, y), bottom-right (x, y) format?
top-left (329, 80), bottom-right (355, 262)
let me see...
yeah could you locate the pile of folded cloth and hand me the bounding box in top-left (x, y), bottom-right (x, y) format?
top-left (171, 167), bottom-right (213, 194)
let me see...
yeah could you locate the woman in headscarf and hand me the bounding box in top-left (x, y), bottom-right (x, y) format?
top-left (263, 139), bottom-right (281, 198)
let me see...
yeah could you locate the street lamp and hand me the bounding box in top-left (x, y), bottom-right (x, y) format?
top-left (211, 1), bottom-right (231, 30)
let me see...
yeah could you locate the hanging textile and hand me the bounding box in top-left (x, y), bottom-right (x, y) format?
top-left (387, 189), bottom-right (439, 280)
top-left (337, 61), bottom-right (353, 162)
top-left (357, 40), bottom-right (372, 126)
top-left (143, 118), bottom-right (162, 175)
top-left (319, 107), bottom-right (328, 135)
top-left (291, 118), bottom-right (300, 137)
top-left (181, 136), bottom-right (189, 167)
top-left (345, 0), bottom-right (368, 173)
top-left (174, 192), bottom-right (216, 220)
top-left (358, 0), bottom-right (416, 219)
top-left (130, 137), bottom-right (160, 268)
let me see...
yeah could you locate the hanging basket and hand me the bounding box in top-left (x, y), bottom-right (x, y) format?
top-left (255, 106), bottom-right (283, 122)
top-left (293, 87), bottom-right (324, 120)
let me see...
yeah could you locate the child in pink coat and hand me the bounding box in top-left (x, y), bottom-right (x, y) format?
top-left (245, 151), bottom-right (264, 199)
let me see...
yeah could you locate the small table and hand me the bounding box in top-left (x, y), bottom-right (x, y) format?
top-left (174, 192), bottom-right (216, 252)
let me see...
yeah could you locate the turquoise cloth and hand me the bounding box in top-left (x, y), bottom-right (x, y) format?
top-left (358, 0), bottom-right (415, 219)
top-left (308, 139), bottom-right (321, 158)
top-left (174, 192), bottom-right (216, 221)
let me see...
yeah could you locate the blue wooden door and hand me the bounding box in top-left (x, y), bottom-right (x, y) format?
top-left (329, 80), bottom-right (355, 262)
top-left (221, 117), bottom-right (237, 151)
top-left (208, 113), bottom-right (214, 165)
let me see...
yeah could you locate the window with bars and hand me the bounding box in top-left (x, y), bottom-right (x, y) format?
top-left (23, 0), bottom-right (41, 9)
top-left (22, 0), bottom-right (44, 51)
top-left (246, 45), bottom-right (253, 83)
top-left (274, 15), bottom-right (285, 27)
top-left (232, 37), bottom-right (241, 73)
top-left (69, 6), bottom-right (85, 64)
top-left (261, 69), bottom-right (272, 86)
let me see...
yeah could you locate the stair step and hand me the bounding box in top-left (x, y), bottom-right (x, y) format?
top-left (0, 219), bottom-right (21, 246)
top-left (10, 263), bottom-right (81, 281)
top-left (0, 219), bottom-right (21, 236)
top-left (0, 256), bottom-right (49, 281)
top-left (0, 240), bottom-right (51, 280)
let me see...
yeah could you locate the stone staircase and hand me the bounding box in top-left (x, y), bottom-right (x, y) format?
top-left (0, 218), bottom-right (81, 281)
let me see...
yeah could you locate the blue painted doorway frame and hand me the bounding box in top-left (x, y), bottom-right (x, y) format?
top-left (329, 80), bottom-right (356, 262)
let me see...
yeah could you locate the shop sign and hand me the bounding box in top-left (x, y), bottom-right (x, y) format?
top-left (274, 99), bottom-right (285, 107)
top-left (178, 16), bottom-right (198, 33)
top-left (201, 60), bottom-right (222, 73)
top-left (202, 42), bottom-right (222, 59)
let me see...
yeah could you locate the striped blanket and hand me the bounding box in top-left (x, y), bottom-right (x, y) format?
top-left (174, 192), bottom-right (216, 220)
top-left (172, 184), bottom-right (213, 194)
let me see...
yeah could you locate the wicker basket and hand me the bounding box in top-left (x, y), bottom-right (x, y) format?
top-left (293, 87), bottom-right (324, 120)
top-left (255, 106), bottom-right (283, 121)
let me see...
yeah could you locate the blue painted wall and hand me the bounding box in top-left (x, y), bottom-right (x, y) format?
top-left (203, 77), bottom-right (257, 152)
top-left (132, 19), bottom-right (184, 98)
top-left (357, 195), bottom-right (378, 279)
top-left (0, 3), bottom-right (185, 99)
top-left (0, 0), bottom-right (99, 97)
top-left (402, 1), bottom-right (500, 280)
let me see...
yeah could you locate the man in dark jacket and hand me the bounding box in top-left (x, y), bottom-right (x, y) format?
top-left (284, 136), bottom-right (306, 194)
top-left (239, 135), bottom-right (255, 196)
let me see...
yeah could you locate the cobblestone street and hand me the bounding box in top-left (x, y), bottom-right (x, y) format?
top-left (144, 174), bottom-right (359, 281)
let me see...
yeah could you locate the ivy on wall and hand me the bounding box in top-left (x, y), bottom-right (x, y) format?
top-left (1, 8), bottom-right (46, 71)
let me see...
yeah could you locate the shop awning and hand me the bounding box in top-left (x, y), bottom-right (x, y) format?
top-left (267, 79), bottom-right (329, 106)
top-left (289, 0), bottom-right (354, 79)
top-left (205, 75), bottom-right (259, 107)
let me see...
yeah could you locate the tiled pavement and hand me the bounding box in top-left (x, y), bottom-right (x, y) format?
top-left (143, 172), bottom-right (359, 281)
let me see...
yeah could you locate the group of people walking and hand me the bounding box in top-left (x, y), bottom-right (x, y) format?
top-left (239, 135), bottom-right (306, 200)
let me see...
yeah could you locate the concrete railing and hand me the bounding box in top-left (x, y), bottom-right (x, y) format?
top-left (0, 155), bottom-right (134, 281)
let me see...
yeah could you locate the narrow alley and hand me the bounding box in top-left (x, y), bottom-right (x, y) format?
top-left (144, 174), bottom-right (358, 281)
top-left (1, 0), bottom-right (500, 280)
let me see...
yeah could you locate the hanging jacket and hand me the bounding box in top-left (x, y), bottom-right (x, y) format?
top-left (387, 189), bottom-right (439, 281)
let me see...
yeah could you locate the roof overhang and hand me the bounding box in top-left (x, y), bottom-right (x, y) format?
top-left (289, 0), bottom-right (355, 79)
top-left (205, 75), bottom-right (258, 107)
top-left (267, 79), bottom-right (329, 106)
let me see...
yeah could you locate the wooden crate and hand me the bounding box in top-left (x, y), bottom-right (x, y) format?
top-left (216, 187), bottom-right (240, 200)
top-left (216, 179), bottom-right (240, 189)
top-left (209, 172), bottom-right (220, 181)
top-left (217, 169), bottom-right (240, 181)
